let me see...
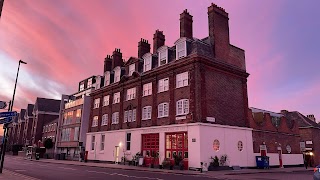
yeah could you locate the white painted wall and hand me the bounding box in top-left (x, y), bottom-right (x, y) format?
top-left (197, 124), bottom-right (254, 168)
top-left (253, 153), bottom-right (303, 166)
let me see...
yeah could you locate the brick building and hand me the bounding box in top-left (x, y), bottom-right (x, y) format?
top-left (249, 108), bottom-right (303, 167)
top-left (22, 104), bottom-right (35, 146)
top-left (7, 114), bottom-right (19, 149)
top-left (16, 109), bottom-right (26, 145)
top-left (31, 97), bottom-right (61, 147)
top-left (283, 111), bottom-right (320, 166)
top-left (55, 76), bottom-right (102, 160)
top-left (86, 4), bottom-right (255, 169)
top-left (41, 118), bottom-right (58, 158)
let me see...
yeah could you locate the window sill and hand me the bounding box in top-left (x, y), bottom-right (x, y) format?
top-left (175, 85), bottom-right (189, 89)
top-left (157, 116), bottom-right (169, 119)
top-left (101, 124), bottom-right (108, 126)
top-left (158, 90), bottom-right (169, 94)
top-left (142, 94), bottom-right (152, 97)
top-left (142, 118), bottom-right (151, 121)
top-left (111, 123), bottom-right (119, 125)
top-left (99, 151), bottom-right (105, 154)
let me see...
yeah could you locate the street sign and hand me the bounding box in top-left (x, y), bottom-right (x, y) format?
top-left (0, 117), bottom-right (12, 124)
top-left (0, 111), bottom-right (17, 118)
top-left (0, 101), bottom-right (6, 109)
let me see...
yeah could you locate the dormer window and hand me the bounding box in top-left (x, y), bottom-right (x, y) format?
top-left (104, 71), bottom-right (110, 86)
top-left (87, 78), bottom-right (93, 88)
top-left (114, 66), bottom-right (121, 83)
top-left (175, 38), bottom-right (187, 60)
top-left (143, 53), bottom-right (152, 72)
top-left (129, 64), bottom-right (135, 76)
top-left (157, 46), bottom-right (168, 66)
top-left (79, 82), bottom-right (85, 91)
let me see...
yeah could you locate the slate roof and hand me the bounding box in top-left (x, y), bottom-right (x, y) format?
top-left (285, 111), bottom-right (320, 128)
top-left (35, 97), bottom-right (61, 113)
top-left (27, 104), bottom-right (34, 116)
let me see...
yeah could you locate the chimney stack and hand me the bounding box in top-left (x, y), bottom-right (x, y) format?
top-left (208, 3), bottom-right (230, 60)
top-left (180, 9), bottom-right (193, 39)
top-left (307, 114), bottom-right (316, 122)
top-left (280, 110), bottom-right (288, 115)
top-left (153, 30), bottom-right (165, 54)
top-left (104, 55), bottom-right (112, 72)
top-left (112, 48), bottom-right (123, 69)
top-left (138, 38), bottom-right (151, 58)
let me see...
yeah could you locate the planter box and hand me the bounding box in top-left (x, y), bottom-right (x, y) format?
top-left (208, 166), bottom-right (232, 171)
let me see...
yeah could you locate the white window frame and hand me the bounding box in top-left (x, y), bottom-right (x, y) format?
top-left (129, 64), bottom-right (135, 76)
top-left (158, 103), bottom-right (169, 118)
top-left (104, 71), bottom-right (110, 86)
top-left (103, 95), bottom-right (110, 106)
top-left (87, 78), bottom-right (93, 88)
top-left (126, 87), bottom-right (136, 101)
top-left (158, 78), bottom-right (169, 93)
top-left (112, 112), bottom-right (119, 124)
top-left (143, 82), bottom-right (152, 96)
top-left (143, 53), bottom-right (152, 72)
top-left (94, 98), bottom-right (100, 109)
top-left (101, 114), bottom-right (108, 126)
top-left (176, 99), bottom-right (189, 116)
top-left (100, 134), bottom-right (105, 151)
top-left (79, 82), bottom-right (85, 91)
top-left (142, 106), bottom-right (152, 120)
top-left (113, 92), bottom-right (120, 104)
top-left (175, 40), bottom-right (187, 59)
top-left (114, 66), bottom-right (121, 83)
top-left (158, 46), bottom-right (168, 66)
top-left (176, 72), bottom-right (189, 88)
top-left (92, 116), bottom-right (98, 127)
top-left (124, 109), bottom-right (136, 123)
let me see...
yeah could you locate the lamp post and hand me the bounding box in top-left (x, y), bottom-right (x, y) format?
top-left (0, 60), bottom-right (27, 173)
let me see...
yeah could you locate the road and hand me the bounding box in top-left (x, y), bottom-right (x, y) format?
top-left (3, 156), bottom-right (216, 180)
top-left (3, 156), bottom-right (314, 180)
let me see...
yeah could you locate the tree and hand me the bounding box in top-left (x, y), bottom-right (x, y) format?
top-left (44, 138), bottom-right (53, 149)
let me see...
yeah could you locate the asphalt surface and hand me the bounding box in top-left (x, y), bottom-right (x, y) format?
top-left (3, 156), bottom-right (216, 180)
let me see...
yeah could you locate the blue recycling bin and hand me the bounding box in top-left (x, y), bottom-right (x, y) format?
top-left (256, 156), bottom-right (269, 169)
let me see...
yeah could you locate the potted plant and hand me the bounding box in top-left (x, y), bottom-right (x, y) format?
top-left (162, 158), bottom-right (171, 169)
top-left (173, 154), bottom-right (184, 170)
top-left (208, 156), bottom-right (219, 171)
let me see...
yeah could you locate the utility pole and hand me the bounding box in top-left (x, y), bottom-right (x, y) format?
top-left (0, 60), bottom-right (27, 173)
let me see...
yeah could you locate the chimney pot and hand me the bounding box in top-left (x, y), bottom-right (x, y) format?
top-left (138, 38), bottom-right (151, 58)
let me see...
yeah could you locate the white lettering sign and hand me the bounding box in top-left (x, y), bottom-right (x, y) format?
top-left (142, 126), bottom-right (187, 133)
top-left (176, 116), bottom-right (186, 120)
top-left (206, 117), bottom-right (215, 122)
top-left (306, 141), bottom-right (313, 145)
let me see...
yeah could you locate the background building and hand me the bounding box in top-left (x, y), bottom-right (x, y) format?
top-left (55, 76), bottom-right (102, 160)
top-left (31, 97), bottom-right (61, 147)
top-left (16, 109), bottom-right (26, 146)
top-left (22, 104), bottom-right (35, 146)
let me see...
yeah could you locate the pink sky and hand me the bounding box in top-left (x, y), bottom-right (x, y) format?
top-left (0, 0), bottom-right (319, 135)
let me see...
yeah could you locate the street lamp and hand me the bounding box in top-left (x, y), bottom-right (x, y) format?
top-left (0, 60), bottom-right (27, 173)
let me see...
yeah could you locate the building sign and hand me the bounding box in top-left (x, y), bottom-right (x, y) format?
top-left (206, 117), bottom-right (215, 122)
top-left (192, 138), bottom-right (196, 142)
top-left (306, 141), bottom-right (313, 145)
top-left (176, 116), bottom-right (186, 120)
top-left (142, 126), bottom-right (187, 133)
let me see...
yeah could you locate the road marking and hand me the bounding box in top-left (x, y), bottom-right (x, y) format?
top-left (58, 167), bottom-right (77, 170)
top-left (86, 170), bottom-right (164, 180)
top-left (15, 169), bottom-right (27, 172)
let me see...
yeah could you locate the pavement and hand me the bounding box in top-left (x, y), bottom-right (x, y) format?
top-left (21, 156), bottom-right (313, 178)
top-left (0, 169), bottom-right (39, 180)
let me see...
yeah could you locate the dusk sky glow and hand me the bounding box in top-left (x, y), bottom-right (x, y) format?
top-left (0, 0), bottom-right (319, 134)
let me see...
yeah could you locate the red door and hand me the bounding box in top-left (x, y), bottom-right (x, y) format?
top-left (141, 133), bottom-right (159, 166)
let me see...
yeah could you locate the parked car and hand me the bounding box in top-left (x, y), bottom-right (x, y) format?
top-left (314, 165), bottom-right (320, 180)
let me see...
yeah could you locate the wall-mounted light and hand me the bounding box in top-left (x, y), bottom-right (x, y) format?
top-left (119, 142), bottom-right (122, 147)
top-left (310, 152), bottom-right (314, 156)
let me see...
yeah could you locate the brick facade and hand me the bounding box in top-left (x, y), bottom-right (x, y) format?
top-left (88, 4), bottom-right (249, 135)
